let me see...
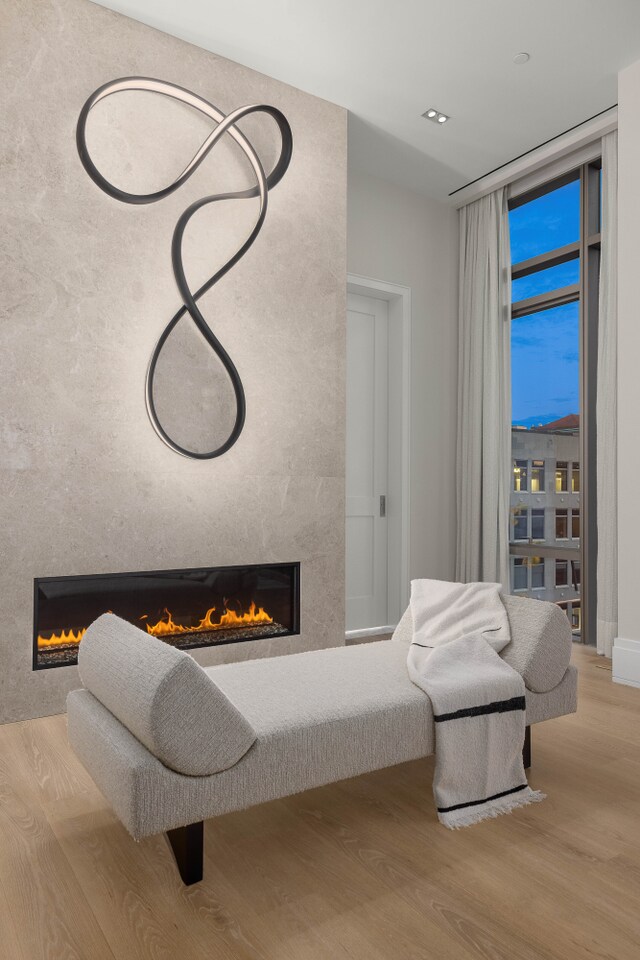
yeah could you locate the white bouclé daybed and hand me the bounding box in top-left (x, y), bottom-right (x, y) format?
top-left (66, 595), bottom-right (577, 884)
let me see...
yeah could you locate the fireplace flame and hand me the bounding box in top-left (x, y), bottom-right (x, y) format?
top-left (36, 601), bottom-right (273, 649)
top-left (37, 626), bottom-right (87, 648)
top-left (144, 601), bottom-right (273, 637)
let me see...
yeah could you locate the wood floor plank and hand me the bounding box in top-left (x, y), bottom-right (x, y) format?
top-left (289, 785), bottom-right (557, 960)
top-left (0, 871), bottom-right (28, 960)
top-left (2, 645), bottom-right (640, 960)
top-left (44, 791), bottom-right (270, 960)
top-left (0, 744), bottom-right (116, 960)
top-left (204, 801), bottom-right (422, 960)
top-left (17, 714), bottom-right (94, 803)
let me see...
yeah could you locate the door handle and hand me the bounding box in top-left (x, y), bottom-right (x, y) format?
top-left (379, 495), bottom-right (386, 518)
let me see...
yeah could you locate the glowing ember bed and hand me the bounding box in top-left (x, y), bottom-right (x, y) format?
top-left (33, 563), bottom-right (300, 669)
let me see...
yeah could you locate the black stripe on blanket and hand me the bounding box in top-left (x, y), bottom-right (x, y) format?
top-left (437, 783), bottom-right (528, 814)
top-left (434, 695), bottom-right (526, 723)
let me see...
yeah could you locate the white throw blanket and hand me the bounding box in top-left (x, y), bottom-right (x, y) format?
top-left (408, 579), bottom-right (544, 828)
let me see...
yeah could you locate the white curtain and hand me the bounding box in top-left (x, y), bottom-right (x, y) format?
top-left (456, 188), bottom-right (512, 589)
top-left (597, 131), bottom-right (618, 657)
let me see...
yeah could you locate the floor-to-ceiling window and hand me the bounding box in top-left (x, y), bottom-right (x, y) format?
top-left (508, 165), bottom-right (601, 642)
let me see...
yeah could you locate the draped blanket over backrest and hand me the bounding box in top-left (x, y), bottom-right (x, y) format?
top-left (408, 579), bottom-right (544, 828)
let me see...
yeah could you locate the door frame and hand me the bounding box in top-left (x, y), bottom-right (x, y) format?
top-left (345, 274), bottom-right (412, 637)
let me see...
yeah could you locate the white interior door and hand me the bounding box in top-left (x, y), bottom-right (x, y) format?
top-left (346, 293), bottom-right (389, 631)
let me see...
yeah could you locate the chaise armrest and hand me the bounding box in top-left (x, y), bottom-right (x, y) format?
top-left (77, 613), bottom-right (256, 775)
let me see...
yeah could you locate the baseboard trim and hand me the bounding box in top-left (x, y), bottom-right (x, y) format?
top-left (345, 624), bottom-right (397, 640)
top-left (612, 637), bottom-right (640, 688)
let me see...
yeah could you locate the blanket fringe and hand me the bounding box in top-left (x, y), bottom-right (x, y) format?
top-left (439, 789), bottom-right (546, 830)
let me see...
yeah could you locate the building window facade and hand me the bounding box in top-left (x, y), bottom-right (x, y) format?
top-left (531, 508), bottom-right (545, 540)
top-left (556, 560), bottom-right (569, 587)
top-left (531, 460), bottom-right (545, 492)
top-left (571, 604), bottom-right (581, 631)
top-left (556, 508), bottom-right (569, 540)
top-left (513, 557), bottom-right (528, 591)
top-left (531, 558), bottom-right (545, 589)
top-left (513, 507), bottom-right (528, 541)
top-left (572, 464), bottom-right (580, 493)
top-left (555, 461), bottom-right (568, 493)
top-left (572, 509), bottom-right (580, 540)
top-left (511, 556), bottom-right (545, 592)
top-left (513, 459), bottom-right (528, 492)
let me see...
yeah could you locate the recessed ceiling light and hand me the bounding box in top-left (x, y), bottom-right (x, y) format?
top-left (422, 108), bottom-right (450, 125)
top-left (513, 52), bottom-right (530, 64)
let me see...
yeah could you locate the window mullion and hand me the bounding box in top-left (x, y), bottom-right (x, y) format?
top-left (511, 241), bottom-right (580, 280)
top-left (512, 284), bottom-right (580, 320)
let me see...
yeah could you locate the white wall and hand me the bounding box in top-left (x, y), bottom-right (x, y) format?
top-left (613, 59), bottom-right (640, 683)
top-left (347, 171), bottom-right (458, 584)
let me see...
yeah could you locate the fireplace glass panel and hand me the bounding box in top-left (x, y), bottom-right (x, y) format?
top-left (33, 562), bottom-right (300, 670)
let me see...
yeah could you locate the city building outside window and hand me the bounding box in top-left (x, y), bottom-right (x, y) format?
top-left (572, 509), bottom-right (580, 540)
top-left (556, 559), bottom-right (569, 587)
top-left (513, 459), bottom-right (528, 492)
top-left (531, 508), bottom-right (545, 540)
top-left (513, 557), bottom-right (527, 591)
top-left (513, 506), bottom-right (528, 541)
top-left (556, 508), bottom-right (569, 540)
top-left (572, 463), bottom-right (580, 493)
top-left (531, 460), bottom-right (545, 492)
top-left (531, 558), bottom-right (545, 589)
top-left (511, 556), bottom-right (544, 591)
top-left (555, 461), bottom-right (568, 493)
top-left (558, 600), bottom-right (582, 636)
top-left (571, 604), bottom-right (581, 632)
top-left (572, 560), bottom-right (581, 590)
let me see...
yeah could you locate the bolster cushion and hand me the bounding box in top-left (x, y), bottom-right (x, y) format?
top-left (392, 594), bottom-right (572, 694)
top-left (77, 613), bottom-right (256, 775)
top-left (391, 604), bottom-right (413, 646)
top-left (500, 594), bottom-right (573, 693)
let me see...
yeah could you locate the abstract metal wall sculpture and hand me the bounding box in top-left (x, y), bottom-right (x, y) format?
top-left (76, 77), bottom-right (293, 460)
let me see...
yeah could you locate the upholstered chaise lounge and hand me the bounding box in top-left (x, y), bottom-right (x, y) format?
top-left (66, 595), bottom-right (577, 884)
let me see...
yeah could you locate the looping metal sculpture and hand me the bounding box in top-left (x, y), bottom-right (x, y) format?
top-left (76, 77), bottom-right (293, 460)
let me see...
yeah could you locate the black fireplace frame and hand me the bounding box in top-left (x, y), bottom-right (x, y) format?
top-left (33, 561), bottom-right (300, 671)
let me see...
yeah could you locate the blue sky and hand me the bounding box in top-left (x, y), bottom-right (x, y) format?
top-left (509, 179), bottom-right (580, 426)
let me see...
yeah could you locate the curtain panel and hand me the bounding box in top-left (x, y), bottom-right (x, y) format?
top-left (455, 189), bottom-right (512, 590)
top-left (596, 131), bottom-right (618, 657)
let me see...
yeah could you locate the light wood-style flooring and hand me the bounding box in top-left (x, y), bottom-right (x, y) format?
top-left (1, 645), bottom-right (640, 960)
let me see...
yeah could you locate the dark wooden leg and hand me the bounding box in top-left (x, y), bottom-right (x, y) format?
top-left (522, 725), bottom-right (531, 770)
top-left (166, 821), bottom-right (204, 885)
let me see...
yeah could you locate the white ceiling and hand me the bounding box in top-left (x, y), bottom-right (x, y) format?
top-left (93, 0), bottom-right (640, 200)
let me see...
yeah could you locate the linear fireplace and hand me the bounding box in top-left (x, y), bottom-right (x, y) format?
top-left (33, 562), bottom-right (300, 670)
